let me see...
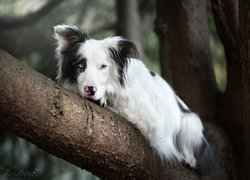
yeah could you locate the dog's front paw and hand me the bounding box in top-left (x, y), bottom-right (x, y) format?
top-left (100, 97), bottom-right (107, 107)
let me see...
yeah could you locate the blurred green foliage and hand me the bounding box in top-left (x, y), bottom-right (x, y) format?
top-left (0, 0), bottom-right (226, 179)
top-left (207, 2), bottom-right (227, 91)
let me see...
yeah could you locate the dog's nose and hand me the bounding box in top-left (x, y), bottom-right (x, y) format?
top-left (84, 86), bottom-right (97, 96)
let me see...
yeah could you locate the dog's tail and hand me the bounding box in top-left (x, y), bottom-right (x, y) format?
top-left (176, 112), bottom-right (215, 173)
top-left (177, 112), bottom-right (204, 167)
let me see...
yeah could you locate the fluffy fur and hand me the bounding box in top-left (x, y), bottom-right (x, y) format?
top-left (54, 24), bottom-right (214, 170)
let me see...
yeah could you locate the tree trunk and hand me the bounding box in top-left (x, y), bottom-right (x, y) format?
top-left (116, 0), bottom-right (144, 58)
top-left (211, 1), bottom-right (244, 178)
top-left (155, 0), bottom-right (249, 179)
top-left (155, 0), bottom-right (219, 122)
top-left (0, 50), bottom-right (233, 179)
top-left (239, 0), bottom-right (250, 179)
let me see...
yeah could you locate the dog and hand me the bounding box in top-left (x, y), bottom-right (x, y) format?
top-left (54, 24), bottom-right (214, 171)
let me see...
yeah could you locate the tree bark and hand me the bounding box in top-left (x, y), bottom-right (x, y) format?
top-left (0, 50), bottom-right (197, 179)
top-left (239, 0), bottom-right (250, 179)
top-left (211, 1), bottom-right (245, 178)
top-left (155, 0), bottom-right (219, 122)
top-left (0, 50), bottom-right (234, 179)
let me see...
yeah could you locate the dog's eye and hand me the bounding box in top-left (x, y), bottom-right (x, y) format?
top-left (78, 63), bottom-right (84, 68)
top-left (100, 64), bottom-right (107, 70)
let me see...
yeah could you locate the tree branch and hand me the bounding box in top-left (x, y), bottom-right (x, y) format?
top-left (0, 0), bottom-right (64, 28)
top-left (0, 50), bottom-right (234, 179)
top-left (0, 50), bottom-right (198, 179)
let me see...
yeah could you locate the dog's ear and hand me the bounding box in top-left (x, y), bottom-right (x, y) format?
top-left (54, 24), bottom-right (88, 50)
top-left (108, 37), bottom-right (139, 86)
top-left (117, 39), bottom-right (139, 59)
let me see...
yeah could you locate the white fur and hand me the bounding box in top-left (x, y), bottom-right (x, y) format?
top-left (54, 25), bottom-right (205, 168)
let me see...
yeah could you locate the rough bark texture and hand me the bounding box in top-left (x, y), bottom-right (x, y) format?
top-left (0, 50), bottom-right (233, 179)
top-left (0, 50), bottom-right (196, 179)
top-left (239, 0), bottom-right (250, 179)
top-left (155, 0), bottom-right (219, 122)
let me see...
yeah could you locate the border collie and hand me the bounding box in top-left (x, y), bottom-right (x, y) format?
top-left (54, 24), bottom-right (214, 170)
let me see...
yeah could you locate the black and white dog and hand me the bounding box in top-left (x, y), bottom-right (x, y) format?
top-left (54, 24), bottom-right (213, 170)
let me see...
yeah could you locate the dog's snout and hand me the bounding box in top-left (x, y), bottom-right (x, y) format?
top-left (88, 86), bottom-right (95, 95)
top-left (84, 86), bottom-right (97, 96)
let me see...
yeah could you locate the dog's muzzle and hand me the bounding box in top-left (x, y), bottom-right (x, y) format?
top-left (84, 86), bottom-right (97, 96)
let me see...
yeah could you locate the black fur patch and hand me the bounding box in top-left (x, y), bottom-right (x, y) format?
top-left (176, 97), bottom-right (191, 113)
top-left (60, 25), bottom-right (89, 48)
top-left (73, 57), bottom-right (87, 75)
top-left (57, 26), bottom-right (89, 83)
top-left (150, 71), bottom-right (156, 77)
top-left (108, 40), bottom-right (139, 86)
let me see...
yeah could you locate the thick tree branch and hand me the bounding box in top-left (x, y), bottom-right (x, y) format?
top-left (0, 50), bottom-right (199, 179)
top-left (0, 50), bottom-right (234, 179)
top-left (0, 0), bottom-right (64, 28)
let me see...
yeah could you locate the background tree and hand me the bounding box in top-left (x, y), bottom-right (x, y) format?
top-left (155, 0), bottom-right (219, 122)
top-left (116, 0), bottom-right (144, 58)
top-left (155, 0), bottom-right (249, 179)
top-left (239, 0), bottom-right (250, 179)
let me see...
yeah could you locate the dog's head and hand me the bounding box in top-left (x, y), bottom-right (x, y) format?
top-left (54, 24), bottom-right (138, 103)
